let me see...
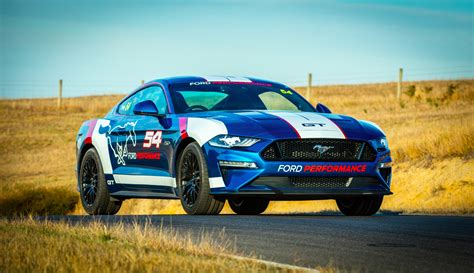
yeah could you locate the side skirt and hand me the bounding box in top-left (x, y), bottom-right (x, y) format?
top-left (108, 183), bottom-right (179, 200)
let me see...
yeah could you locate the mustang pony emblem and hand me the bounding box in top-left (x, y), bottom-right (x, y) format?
top-left (313, 144), bottom-right (334, 155)
top-left (99, 121), bottom-right (137, 166)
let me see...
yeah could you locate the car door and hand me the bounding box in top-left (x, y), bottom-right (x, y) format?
top-left (103, 90), bottom-right (141, 172)
top-left (114, 85), bottom-right (176, 187)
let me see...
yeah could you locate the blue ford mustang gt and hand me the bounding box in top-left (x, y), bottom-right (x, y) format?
top-left (76, 76), bottom-right (392, 215)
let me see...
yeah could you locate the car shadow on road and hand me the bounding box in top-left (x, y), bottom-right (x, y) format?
top-left (256, 210), bottom-right (402, 217)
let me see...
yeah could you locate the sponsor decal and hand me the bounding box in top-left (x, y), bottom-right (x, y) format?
top-left (190, 81), bottom-right (211, 86)
top-left (280, 89), bottom-right (293, 95)
top-left (125, 152), bottom-right (161, 160)
top-left (136, 152), bottom-right (161, 160)
top-left (98, 123), bottom-right (165, 166)
top-left (278, 165), bottom-right (303, 173)
top-left (99, 121), bottom-right (137, 166)
top-left (106, 179), bottom-right (115, 185)
top-left (277, 164), bottom-right (367, 173)
top-left (121, 101), bottom-right (132, 112)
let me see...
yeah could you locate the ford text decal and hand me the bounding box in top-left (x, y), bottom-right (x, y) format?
top-left (277, 164), bottom-right (367, 173)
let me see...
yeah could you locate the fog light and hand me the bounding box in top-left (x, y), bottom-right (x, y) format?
top-left (219, 161), bottom-right (258, 169)
top-left (378, 161), bottom-right (393, 168)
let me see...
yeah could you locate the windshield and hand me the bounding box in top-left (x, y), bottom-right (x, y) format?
top-left (169, 82), bottom-right (315, 113)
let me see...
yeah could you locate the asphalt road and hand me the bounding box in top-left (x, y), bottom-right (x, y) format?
top-left (45, 213), bottom-right (474, 273)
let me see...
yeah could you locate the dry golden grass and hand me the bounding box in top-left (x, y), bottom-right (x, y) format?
top-left (0, 217), bottom-right (301, 273)
top-left (0, 95), bottom-right (125, 216)
top-left (0, 79), bottom-right (473, 215)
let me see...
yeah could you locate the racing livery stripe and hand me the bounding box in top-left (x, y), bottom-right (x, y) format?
top-left (113, 174), bottom-right (176, 187)
top-left (211, 112), bottom-right (300, 139)
top-left (91, 119), bottom-right (113, 174)
top-left (330, 120), bottom-right (348, 139)
top-left (84, 119), bottom-right (98, 144)
top-left (271, 114), bottom-right (301, 138)
top-left (199, 76), bottom-right (252, 82)
top-left (179, 117), bottom-right (188, 139)
top-left (268, 112), bottom-right (346, 139)
top-left (186, 118), bottom-right (228, 146)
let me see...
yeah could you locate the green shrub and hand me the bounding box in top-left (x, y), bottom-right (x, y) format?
top-left (404, 85), bottom-right (416, 97)
top-left (446, 84), bottom-right (457, 98)
top-left (426, 98), bottom-right (439, 107)
top-left (422, 86), bottom-right (433, 94)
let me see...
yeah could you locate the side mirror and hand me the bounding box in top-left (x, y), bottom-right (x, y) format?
top-left (315, 103), bottom-right (332, 114)
top-left (133, 100), bottom-right (165, 118)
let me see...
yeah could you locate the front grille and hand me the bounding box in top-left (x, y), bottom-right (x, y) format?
top-left (261, 139), bottom-right (377, 162)
top-left (251, 176), bottom-right (380, 189)
top-left (289, 177), bottom-right (348, 188)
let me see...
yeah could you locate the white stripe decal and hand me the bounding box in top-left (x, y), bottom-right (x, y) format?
top-left (209, 177), bottom-right (226, 188)
top-left (200, 75), bottom-right (252, 83)
top-left (267, 112), bottom-right (346, 139)
top-left (186, 117), bottom-right (228, 146)
top-left (92, 119), bottom-right (113, 173)
top-left (225, 76), bottom-right (252, 82)
top-left (113, 174), bottom-right (176, 187)
top-left (200, 76), bottom-right (230, 82)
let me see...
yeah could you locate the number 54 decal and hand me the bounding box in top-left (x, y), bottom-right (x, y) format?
top-left (143, 131), bottom-right (162, 148)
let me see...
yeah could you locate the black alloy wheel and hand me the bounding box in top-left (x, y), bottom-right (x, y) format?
top-left (177, 142), bottom-right (225, 215)
top-left (81, 156), bottom-right (98, 206)
top-left (180, 151), bottom-right (201, 207)
top-left (79, 148), bottom-right (122, 215)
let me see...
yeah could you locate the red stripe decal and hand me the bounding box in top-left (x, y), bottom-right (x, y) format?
top-left (179, 117), bottom-right (188, 139)
top-left (331, 122), bottom-right (347, 139)
top-left (210, 81), bottom-right (272, 87)
top-left (84, 120), bottom-right (98, 144)
top-left (274, 115), bottom-right (301, 139)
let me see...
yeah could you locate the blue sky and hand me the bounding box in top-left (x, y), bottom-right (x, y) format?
top-left (1, 0), bottom-right (473, 98)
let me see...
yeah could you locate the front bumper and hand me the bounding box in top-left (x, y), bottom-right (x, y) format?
top-left (203, 143), bottom-right (392, 199)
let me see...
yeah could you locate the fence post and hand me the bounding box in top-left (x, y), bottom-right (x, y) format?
top-left (306, 73), bottom-right (312, 100)
top-left (397, 68), bottom-right (403, 101)
top-left (58, 79), bottom-right (63, 109)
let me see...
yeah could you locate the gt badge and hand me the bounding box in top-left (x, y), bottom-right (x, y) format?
top-left (302, 123), bottom-right (326, 127)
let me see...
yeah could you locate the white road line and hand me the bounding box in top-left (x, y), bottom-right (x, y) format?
top-left (220, 254), bottom-right (320, 273)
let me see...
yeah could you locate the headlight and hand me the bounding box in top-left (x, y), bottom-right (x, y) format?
top-left (208, 135), bottom-right (260, 148)
top-left (369, 137), bottom-right (388, 151)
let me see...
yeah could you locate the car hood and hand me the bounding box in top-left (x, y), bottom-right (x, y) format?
top-left (184, 111), bottom-right (385, 141)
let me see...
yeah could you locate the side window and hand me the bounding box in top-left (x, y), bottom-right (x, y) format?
top-left (118, 86), bottom-right (168, 115)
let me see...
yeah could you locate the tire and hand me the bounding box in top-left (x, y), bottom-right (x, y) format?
top-left (177, 142), bottom-right (225, 215)
top-left (229, 198), bottom-right (269, 215)
top-left (336, 195), bottom-right (383, 216)
top-left (79, 148), bottom-right (122, 215)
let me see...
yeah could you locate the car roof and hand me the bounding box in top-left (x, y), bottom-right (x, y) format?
top-left (145, 75), bottom-right (287, 87)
